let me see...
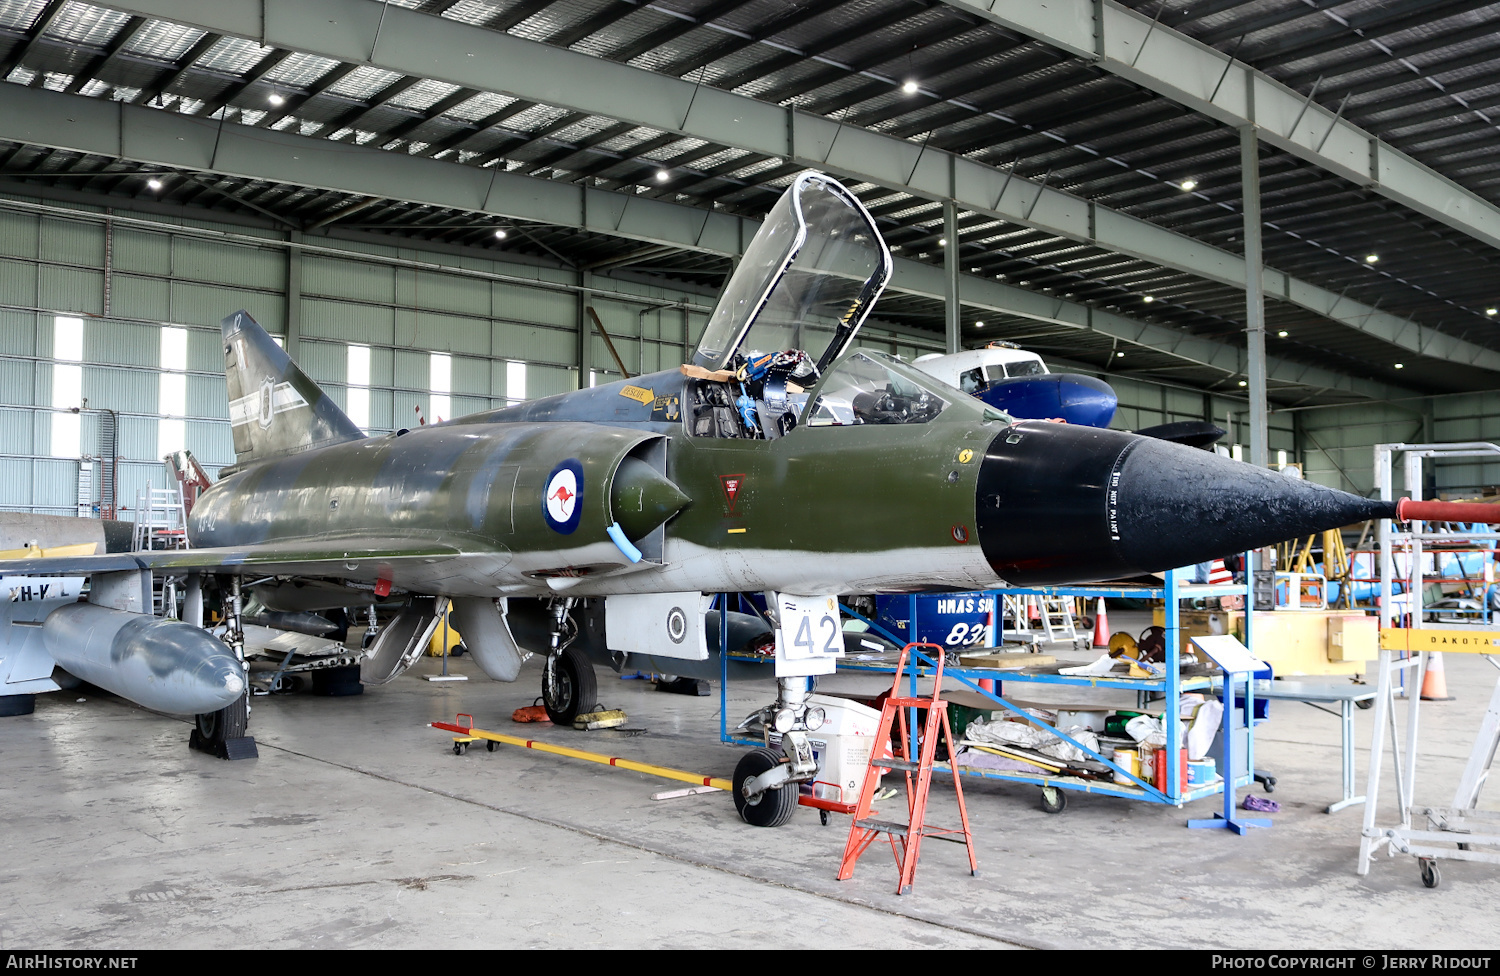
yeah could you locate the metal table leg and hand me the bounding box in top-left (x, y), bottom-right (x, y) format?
top-left (1327, 697), bottom-right (1367, 814)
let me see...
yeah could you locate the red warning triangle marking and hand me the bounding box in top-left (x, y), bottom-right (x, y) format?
top-left (720, 474), bottom-right (746, 513)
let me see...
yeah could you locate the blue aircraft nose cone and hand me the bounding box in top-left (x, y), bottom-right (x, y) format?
top-left (977, 373), bottom-right (1118, 428)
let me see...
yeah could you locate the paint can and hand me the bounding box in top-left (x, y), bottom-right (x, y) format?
top-left (1112, 748), bottom-right (1140, 780)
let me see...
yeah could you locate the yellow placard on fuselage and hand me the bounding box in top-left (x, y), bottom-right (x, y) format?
top-left (1381, 627), bottom-right (1500, 654)
top-left (619, 385), bottom-right (654, 404)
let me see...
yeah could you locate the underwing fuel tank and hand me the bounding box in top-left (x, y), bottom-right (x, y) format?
top-left (41, 605), bottom-right (245, 714)
top-left (975, 421), bottom-right (1398, 586)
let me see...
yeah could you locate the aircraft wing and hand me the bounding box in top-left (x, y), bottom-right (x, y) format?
top-left (0, 540), bottom-right (490, 585)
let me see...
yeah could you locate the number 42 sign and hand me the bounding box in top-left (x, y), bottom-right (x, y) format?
top-left (775, 594), bottom-right (844, 677)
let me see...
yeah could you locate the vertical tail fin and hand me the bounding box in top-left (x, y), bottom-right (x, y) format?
top-left (222, 310), bottom-right (364, 468)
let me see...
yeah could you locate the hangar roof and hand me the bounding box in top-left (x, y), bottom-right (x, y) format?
top-left (0, 0), bottom-right (1496, 406)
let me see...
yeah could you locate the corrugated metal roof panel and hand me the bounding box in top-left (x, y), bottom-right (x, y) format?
top-left (302, 254), bottom-right (396, 303)
top-left (492, 320), bottom-right (574, 365)
top-left (265, 52), bottom-right (340, 88)
top-left (111, 227), bottom-right (171, 274)
top-left (443, 0), bottom-right (505, 27)
top-left (184, 418), bottom-right (232, 467)
top-left (38, 216), bottom-right (103, 267)
top-left (83, 363), bottom-right (156, 413)
top-left (0, 457), bottom-right (35, 507)
top-left (0, 309), bottom-right (35, 357)
top-left (0, 0), bottom-right (45, 32)
top-left (327, 64), bottom-right (403, 100)
top-left (197, 35), bottom-right (275, 75)
top-left (295, 340), bottom-right (343, 386)
top-left (46, 2), bottom-right (129, 46)
top-left (111, 275), bottom-right (169, 322)
top-left (491, 281), bottom-right (574, 328)
top-left (87, 319), bottom-right (159, 368)
top-left (0, 407), bottom-right (34, 455)
top-left (0, 208), bottom-right (39, 258)
top-left (122, 20), bottom-right (206, 62)
top-left (0, 358), bottom-right (34, 407)
top-left (388, 78), bottom-right (461, 111)
top-left (444, 90), bottom-right (517, 121)
top-left (172, 237), bottom-right (282, 290)
top-left (39, 266), bottom-right (103, 316)
top-left (169, 281), bottom-right (282, 332)
top-left (299, 297), bottom-right (395, 344)
top-left (186, 372), bottom-right (227, 422)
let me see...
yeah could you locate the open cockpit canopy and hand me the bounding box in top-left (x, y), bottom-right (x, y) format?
top-left (691, 173), bottom-right (892, 374)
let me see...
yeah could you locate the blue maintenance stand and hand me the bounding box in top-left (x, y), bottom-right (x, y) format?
top-left (713, 564), bottom-right (1264, 820)
top-left (835, 564), bottom-right (1260, 812)
top-left (1187, 634), bottom-right (1271, 834)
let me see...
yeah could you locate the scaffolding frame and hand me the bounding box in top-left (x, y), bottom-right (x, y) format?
top-left (1358, 441), bottom-right (1500, 886)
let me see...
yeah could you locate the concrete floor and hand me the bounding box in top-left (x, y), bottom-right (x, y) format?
top-left (3, 630), bottom-right (1500, 949)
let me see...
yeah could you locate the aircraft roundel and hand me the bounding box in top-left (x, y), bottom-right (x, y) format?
top-left (543, 459), bottom-right (584, 535)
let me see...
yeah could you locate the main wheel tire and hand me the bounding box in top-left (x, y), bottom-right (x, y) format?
top-left (543, 646), bottom-right (597, 726)
top-left (0, 694), bottom-right (36, 717)
top-left (733, 747), bottom-right (798, 828)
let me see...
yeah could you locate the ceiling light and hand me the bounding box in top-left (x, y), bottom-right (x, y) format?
top-left (1179, 179), bottom-right (1197, 191)
top-left (901, 80), bottom-right (919, 94)
top-left (655, 170), bottom-right (669, 182)
top-left (938, 238), bottom-right (947, 246)
top-left (1143, 295), bottom-right (1154, 303)
top-left (1394, 363), bottom-right (1404, 369)
top-left (1278, 330), bottom-right (1288, 337)
top-left (1487, 308), bottom-right (1497, 316)
top-left (1116, 351), bottom-right (1125, 358)
top-left (146, 178), bottom-right (162, 190)
top-left (1365, 253), bottom-right (1379, 263)
top-left (268, 92), bottom-right (285, 107)
top-left (1238, 380), bottom-right (1247, 387)
top-left (494, 229), bottom-right (507, 239)
top-left (974, 320), bottom-right (984, 327)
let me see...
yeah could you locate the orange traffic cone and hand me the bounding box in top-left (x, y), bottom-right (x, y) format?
top-left (1420, 651), bottom-right (1455, 701)
top-left (1027, 596), bottom-right (1039, 620)
top-left (1092, 598), bottom-right (1111, 648)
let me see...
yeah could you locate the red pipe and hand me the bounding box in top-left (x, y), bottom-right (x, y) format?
top-left (1396, 498), bottom-right (1500, 523)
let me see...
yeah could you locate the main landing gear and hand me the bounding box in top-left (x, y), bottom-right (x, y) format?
top-left (541, 598), bottom-right (598, 726)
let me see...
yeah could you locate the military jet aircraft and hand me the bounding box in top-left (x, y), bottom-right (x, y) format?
top-left (0, 171), bottom-right (1470, 824)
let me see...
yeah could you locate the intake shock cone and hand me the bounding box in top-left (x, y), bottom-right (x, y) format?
top-left (975, 421), bottom-right (1398, 587)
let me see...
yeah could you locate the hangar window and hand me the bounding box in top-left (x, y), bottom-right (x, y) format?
top-left (346, 344), bottom-right (370, 432)
top-left (506, 360), bottom-right (527, 404)
top-left (158, 326), bottom-right (187, 458)
top-left (49, 316), bottom-right (83, 458)
top-left (430, 352), bottom-right (451, 423)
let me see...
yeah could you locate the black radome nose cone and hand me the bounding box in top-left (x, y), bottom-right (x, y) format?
top-left (975, 422), bottom-right (1396, 586)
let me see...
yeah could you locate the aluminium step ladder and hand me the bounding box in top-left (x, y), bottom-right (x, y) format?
top-left (837, 642), bottom-right (978, 894)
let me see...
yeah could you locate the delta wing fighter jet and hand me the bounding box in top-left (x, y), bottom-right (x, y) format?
top-left (0, 172), bottom-right (1457, 821)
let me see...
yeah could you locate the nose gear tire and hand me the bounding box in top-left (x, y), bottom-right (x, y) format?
top-left (733, 747), bottom-right (798, 827)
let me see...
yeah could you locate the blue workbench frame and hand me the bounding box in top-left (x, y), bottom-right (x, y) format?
top-left (718, 560), bottom-right (1258, 808)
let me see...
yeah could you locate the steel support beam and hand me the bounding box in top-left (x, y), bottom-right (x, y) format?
top-left (286, 232), bottom-right (302, 359)
top-left (934, 0), bottom-right (1500, 253)
top-left (91, 0), bottom-right (1500, 378)
top-left (79, 0), bottom-right (1500, 377)
top-left (943, 199), bottom-right (960, 355)
top-left (0, 81), bottom-right (1409, 403)
top-left (1242, 127), bottom-right (1268, 469)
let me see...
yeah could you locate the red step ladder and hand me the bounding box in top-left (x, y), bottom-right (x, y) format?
top-left (837, 642), bottom-right (978, 894)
